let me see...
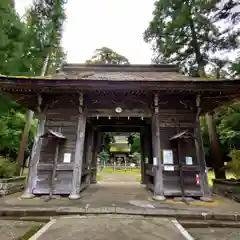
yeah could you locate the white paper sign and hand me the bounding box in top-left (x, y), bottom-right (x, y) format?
top-left (185, 156), bottom-right (193, 165)
top-left (153, 157), bottom-right (157, 166)
top-left (164, 165), bottom-right (174, 171)
top-left (63, 153), bottom-right (71, 163)
top-left (163, 150), bottom-right (173, 164)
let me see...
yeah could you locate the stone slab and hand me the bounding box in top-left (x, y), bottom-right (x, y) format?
top-left (0, 220), bottom-right (42, 240)
top-left (187, 227), bottom-right (240, 240)
top-left (36, 215), bottom-right (187, 240)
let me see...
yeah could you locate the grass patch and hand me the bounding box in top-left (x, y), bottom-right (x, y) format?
top-left (18, 224), bottom-right (43, 240)
top-left (101, 168), bottom-right (140, 174)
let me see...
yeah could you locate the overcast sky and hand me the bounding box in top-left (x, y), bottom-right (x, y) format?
top-left (15, 0), bottom-right (155, 64)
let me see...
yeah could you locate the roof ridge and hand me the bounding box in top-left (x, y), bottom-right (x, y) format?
top-left (62, 63), bottom-right (179, 73)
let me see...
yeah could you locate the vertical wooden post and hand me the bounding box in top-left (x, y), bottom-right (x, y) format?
top-left (21, 112), bottom-right (46, 198)
top-left (206, 112), bottom-right (226, 179)
top-left (49, 140), bottom-right (60, 198)
top-left (143, 124), bottom-right (152, 185)
top-left (152, 93), bottom-right (165, 201)
top-left (85, 125), bottom-right (94, 184)
top-left (195, 95), bottom-right (212, 202)
top-left (91, 130), bottom-right (102, 184)
top-left (69, 93), bottom-right (86, 200)
top-left (140, 129), bottom-right (145, 184)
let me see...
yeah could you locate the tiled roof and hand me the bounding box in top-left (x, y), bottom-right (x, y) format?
top-left (43, 64), bottom-right (201, 81)
top-left (0, 64), bottom-right (238, 83)
top-left (48, 71), bottom-right (202, 81)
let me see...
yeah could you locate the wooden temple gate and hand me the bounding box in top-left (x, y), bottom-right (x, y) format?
top-left (0, 64), bottom-right (239, 201)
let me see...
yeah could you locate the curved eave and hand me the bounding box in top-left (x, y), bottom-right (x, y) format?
top-left (1, 76), bottom-right (240, 113)
top-left (1, 76), bottom-right (240, 92)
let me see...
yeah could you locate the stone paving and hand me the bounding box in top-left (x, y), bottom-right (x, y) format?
top-left (0, 220), bottom-right (42, 240)
top-left (187, 227), bottom-right (240, 240)
top-left (0, 174), bottom-right (239, 221)
top-left (0, 172), bottom-right (240, 239)
top-left (37, 215), bottom-right (186, 240)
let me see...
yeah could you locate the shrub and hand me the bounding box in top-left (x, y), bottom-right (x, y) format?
top-left (228, 149), bottom-right (240, 179)
top-left (0, 156), bottom-right (17, 178)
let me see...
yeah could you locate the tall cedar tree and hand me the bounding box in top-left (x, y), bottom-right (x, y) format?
top-left (0, 0), bottom-right (26, 75)
top-left (21, 0), bottom-right (66, 76)
top-left (143, 0), bottom-right (239, 77)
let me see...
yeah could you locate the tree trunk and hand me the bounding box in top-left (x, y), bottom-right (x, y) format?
top-left (206, 112), bottom-right (226, 179)
top-left (187, 5), bottom-right (206, 78)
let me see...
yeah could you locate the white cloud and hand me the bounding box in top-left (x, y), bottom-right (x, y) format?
top-left (15, 0), bottom-right (155, 64)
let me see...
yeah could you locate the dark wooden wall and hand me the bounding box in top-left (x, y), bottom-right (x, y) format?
top-left (33, 108), bottom-right (78, 195)
top-left (158, 109), bottom-right (201, 197)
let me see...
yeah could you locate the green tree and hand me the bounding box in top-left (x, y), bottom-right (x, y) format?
top-left (129, 133), bottom-right (141, 154)
top-left (86, 47), bottom-right (130, 64)
top-left (20, 0), bottom-right (66, 76)
top-left (143, 0), bottom-right (239, 77)
top-left (0, 0), bottom-right (26, 75)
top-left (0, 0), bottom-right (66, 171)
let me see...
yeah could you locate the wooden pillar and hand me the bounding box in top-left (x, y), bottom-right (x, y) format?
top-left (21, 112), bottom-right (46, 198)
top-left (140, 129), bottom-right (145, 184)
top-left (85, 124), bottom-right (94, 184)
top-left (91, 130), bottom-right (102, 184)
top-left (152, 93), bottom-right (165, 201)
top-left (144, 124), bottom-right (152, 185)
top-left (69, 93), bottom-right (87, 200)
top-left (195, 95), bottom-right (212, 202)
top-left (206, 112), bottom-right (226, 179)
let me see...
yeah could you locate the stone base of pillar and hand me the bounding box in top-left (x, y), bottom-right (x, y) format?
top-left (152, 195), bottom-right (166, 201)
top-left (68, 193), bottom-right (81, 200)
top-left (200, 196), bottom-right (213, 202)
top-left (21, 193), bottom-right (36, 199)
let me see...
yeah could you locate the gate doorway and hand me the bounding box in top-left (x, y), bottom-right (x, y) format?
top-left (88, 116), bottom-right (153, 185)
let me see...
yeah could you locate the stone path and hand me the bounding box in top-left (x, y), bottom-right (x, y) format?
top-left (0, 172), bottom-right (240, 222)
top-left (100, 172), bottom-right (140, 182)
top-left (0, 220), bottom-right (42, 240)
top-left (36, 215), bottom-right (187, 240)
top-left (188, 227), bottom-right (240, 240)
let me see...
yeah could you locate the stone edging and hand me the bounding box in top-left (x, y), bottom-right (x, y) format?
top-left (0, 207), bottom-right (239, 222)
top-left (0, 176), bottom-right (26, 183)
